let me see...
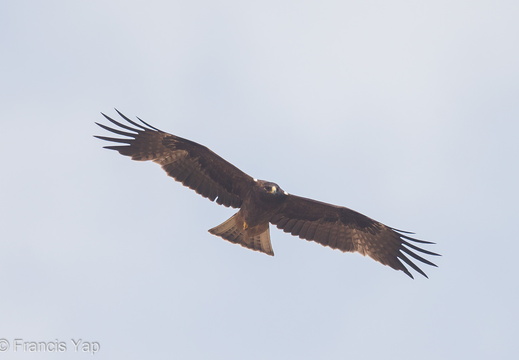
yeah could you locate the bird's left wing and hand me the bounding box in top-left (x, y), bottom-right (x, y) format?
top-left (270, 194), bottom-right (439, 278)
top-left (95, 110), bottom-right (255, 208)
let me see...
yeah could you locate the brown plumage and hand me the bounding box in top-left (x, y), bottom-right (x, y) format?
top-left (95, 110), bottom-right (439, 278)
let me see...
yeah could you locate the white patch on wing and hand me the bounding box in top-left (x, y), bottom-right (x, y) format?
top-left (283, 191), bottom-right (288, 195)
top-left (253, 178), bottom-right (258, 182)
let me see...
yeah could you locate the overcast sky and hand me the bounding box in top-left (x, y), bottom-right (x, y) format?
top-left (1, 1), bottom-right (518, 359)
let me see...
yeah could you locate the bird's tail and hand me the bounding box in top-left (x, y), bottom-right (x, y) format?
top-left (208, 213), bottom-right (274, 255)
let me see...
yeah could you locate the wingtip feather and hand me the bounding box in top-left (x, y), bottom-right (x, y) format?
top-left (398, 252), bottom-right (428, 278)
top-left (136, 116), bottom-right (162, 131)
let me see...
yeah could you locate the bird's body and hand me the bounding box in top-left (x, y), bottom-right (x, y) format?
top-left (96, 110), bottom-right (439, 278)
top-left (209, 180), bottom-right (287, 255)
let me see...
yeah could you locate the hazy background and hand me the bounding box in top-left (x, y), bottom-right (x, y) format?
top-left (1, 1), bottom-right (518, 359)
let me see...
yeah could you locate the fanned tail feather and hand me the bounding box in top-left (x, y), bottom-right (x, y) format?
top-left (209, 214), bottom-right (274, 255)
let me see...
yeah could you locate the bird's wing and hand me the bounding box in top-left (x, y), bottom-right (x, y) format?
top-left (95, 110), bottom-right (255, 208)
top-left (270, 195), bottom-right (439, 278)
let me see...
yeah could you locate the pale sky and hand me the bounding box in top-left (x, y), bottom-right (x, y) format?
top-left (1, 1), bottom-right (518, 359)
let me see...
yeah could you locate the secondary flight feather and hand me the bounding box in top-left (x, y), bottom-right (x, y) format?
top-left (95, 110), bottom-right (439, 278)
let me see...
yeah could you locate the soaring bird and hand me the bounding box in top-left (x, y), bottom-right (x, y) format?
top-left (95, 110), bottom-right (439, 278)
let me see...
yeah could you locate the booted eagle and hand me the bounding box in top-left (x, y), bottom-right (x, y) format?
top-left (95, 110), bottom-right (439, 278)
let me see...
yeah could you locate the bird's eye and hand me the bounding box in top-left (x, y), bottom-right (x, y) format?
top-left (264, 185), bottom-right (276, 193)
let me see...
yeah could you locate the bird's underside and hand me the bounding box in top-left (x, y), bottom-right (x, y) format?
top-left (95, 110), bottom-right (440, 279)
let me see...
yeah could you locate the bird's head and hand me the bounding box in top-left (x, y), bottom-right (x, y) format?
top-left (255, 179), bottom-right (288, 198)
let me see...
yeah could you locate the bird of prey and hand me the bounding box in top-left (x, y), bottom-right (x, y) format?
top-left (95, 110), bottom-right (439, 278)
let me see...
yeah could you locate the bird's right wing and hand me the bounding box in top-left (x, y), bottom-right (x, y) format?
top-left (95, 110), bottom-right (255, 208)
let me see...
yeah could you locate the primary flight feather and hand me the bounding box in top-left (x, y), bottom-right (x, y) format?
top-left (95, 110), bottom-right (439, 278)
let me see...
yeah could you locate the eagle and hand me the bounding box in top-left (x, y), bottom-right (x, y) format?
top-left (95, 110), bottom-right (439, 278)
